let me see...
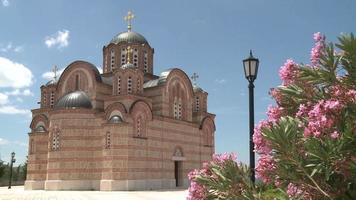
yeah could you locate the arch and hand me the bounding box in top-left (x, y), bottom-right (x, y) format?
top-left (105, 102), bottom-right (127, 120)
top-left (164, 68), bottom-right (194, 100)
top-left (173, 146), bottom-right (184, 157)
top-left (200, 116), bottom-right (216, 146)
top-left (129, 100), bottom-right (153, 121)
top-left (200, 116), bottom-right (216, 131)
top-left (30, 114), bottom-right (49, 132)
top-left (56, 60), bottom-right (102, 96)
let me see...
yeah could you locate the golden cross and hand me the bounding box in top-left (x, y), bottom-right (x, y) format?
top-left (52, 65), bottom-right (59, 81)
top-left (126, 46), bottom-right (133, 63)
top-left (191, 73), bottom-right (199, 86)
top-left (124, 11), bottom-right (135, 31)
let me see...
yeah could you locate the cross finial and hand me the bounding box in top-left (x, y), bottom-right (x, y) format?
top-left (52, 65), bottom-right (59, 81)
top-left (124, 11), bottom-right (135, 32)
top-left (126, 46), bottom-right (133, 63)
top-left (191, 73), bottom-right (199, 86)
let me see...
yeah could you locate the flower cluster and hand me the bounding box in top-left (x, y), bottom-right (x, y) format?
top-left (255, 154), bottom-right (276, 183)
top-left (279, 59), bottom-right (298, 86)
top-left (187, 169), bottom-right (207, 200)
top-left (310, 32), bottom-right (325, 66)
top-left (303, 99), bottom-right (344, 138)
top-left (253, 119), bottom-right (272, 154)
top-left (187, 153), bottom-right (238, 200)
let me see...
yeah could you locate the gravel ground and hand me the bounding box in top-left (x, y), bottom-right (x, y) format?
top-left (0, 186), bottom-right (188, 200)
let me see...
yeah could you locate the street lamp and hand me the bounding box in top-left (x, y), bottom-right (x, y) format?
top-left (8, 152), bottom-right (16, 189)
top-left (243, 50), bottom-right (259, 183)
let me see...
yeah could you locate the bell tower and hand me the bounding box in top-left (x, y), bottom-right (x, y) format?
top-left (102, 11), bottom-right (154, 75)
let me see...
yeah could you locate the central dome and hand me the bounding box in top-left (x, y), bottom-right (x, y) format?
top-left (55, 91), bottom-right (92, 109)
top-left (110, 31), bottom-right (148, 45)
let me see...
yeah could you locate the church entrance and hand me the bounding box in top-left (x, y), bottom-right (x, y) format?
top-left (174, 161), bottom-right (183, 187)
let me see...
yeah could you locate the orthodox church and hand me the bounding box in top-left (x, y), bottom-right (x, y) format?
top-left (25, 11), bottom-right (215, 191)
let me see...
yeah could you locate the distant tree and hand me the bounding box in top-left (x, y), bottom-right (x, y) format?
top-left (0, 160), bottom-right (5, 178)
top-left (21, 157), bottom-right (27, 180)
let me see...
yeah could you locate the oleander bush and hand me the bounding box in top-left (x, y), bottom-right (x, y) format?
top-left (187, 33), bottom-right (356, 200)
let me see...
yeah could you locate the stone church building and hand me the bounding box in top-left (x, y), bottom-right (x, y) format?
top-left (25, 12), bottom-right (215, 191)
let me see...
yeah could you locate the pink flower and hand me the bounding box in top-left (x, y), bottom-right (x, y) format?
top-left (279, 59), bottom-right (298, 85)
top-left (256, 154), bottom-right (276, 183)
top-left (287, 183), bottom-right (304, 198)
top-left (311, 32), bottom-right (325, 66)
top-left (296, 104), bottom-right (309, 118)
top-left (267, 105), bottom-right (283, 123)
top-left (304, 100), bottom-right (344, 138)
top-left (253, 120), bottom-right (272, 154)
top-left (212, 152), bottom-right (237, 165)
top-left (269, 88), bottom-right (283, 104)
top-left (330, 131), bottom-right (340, 139)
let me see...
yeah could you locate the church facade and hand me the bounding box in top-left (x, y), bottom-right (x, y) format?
top-left (25, 12), bottom-right (215, 191)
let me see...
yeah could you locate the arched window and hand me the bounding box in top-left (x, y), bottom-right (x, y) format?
top-left (127, 76), bottom-right (132, 94)
top-left (42, 91), bottom-right (47, 107)
top-left (134, 115), bottom-right (146, 138)
top-left (178, 99), bottom-right (182, 120)
top-left (133, 49), bottom-right (138, 67)
top-left (110, 49), bottom-right (115, 70)
top-left (52, 128), bottom-right (60, 151)
top-left (50, 91), bottom-right (55, 108)
top-left (105, 132), bottom-right (111, 149)
top-left (137, 78), bottom-right (141, 93)
top-left (117, 76), bottom-right (121, 95)
top-left (173, 97), bottom-right (178, 119)
top-left (195, 96), bottom-right (200, 112)
top-left (121, 48), bottom-right (126, 66)
top-left (144, 52), bottom-right (148, 73)
top-left (136, 117), bottom-right (142, 136)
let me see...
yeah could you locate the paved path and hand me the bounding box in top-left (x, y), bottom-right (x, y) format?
top-left (0, 186), bottom-right (188, 200)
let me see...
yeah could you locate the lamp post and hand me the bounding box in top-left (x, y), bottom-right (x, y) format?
top-left (8, 152), bottom-right (16, 189)
top-left (243, 50), bottom-right (259, 183)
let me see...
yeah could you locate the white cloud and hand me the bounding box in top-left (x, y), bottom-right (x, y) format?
top-left (42, 67), bottom-right (65, 81)
top-left (0, 57), bottom-right (33, 88)
top-left (5, 89), bottom-right (34, 96)
top-left (45, 30), bottom-right (70, 48)
top-left (1, 0), bottom-right (9, 7)
top-left (0, 138), bottom-right (27, 147)
top-left (0, 105), bottom-right (30, 115)
top-left (0, 93), bottom-right (8, 105)
top-left (0, 42), bottom-right (24, 53)
top-left (0, 137), bottom-right (9, 145)
top-left (16, 97), bottom-right (23, 102)
top-left (215, 79), bottom-right (227, 84)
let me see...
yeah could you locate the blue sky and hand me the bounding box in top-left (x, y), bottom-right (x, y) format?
top-left (0, 0), bottom-right (355, 166)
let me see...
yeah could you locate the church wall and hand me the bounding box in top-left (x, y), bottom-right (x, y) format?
top-left (25, 132), bottom-right (49, 190)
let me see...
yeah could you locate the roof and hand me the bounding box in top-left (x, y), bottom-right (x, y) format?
top-left (45, 79), bottom-right (58, 86)
top-left (55, 91), bottom-right (92, 109)
top-left (110, 31), bottom-right (149, 45)
top-left (143, 68), bottom-right (174, 89)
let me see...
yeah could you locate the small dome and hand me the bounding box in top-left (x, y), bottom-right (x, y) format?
top-left (45, 79), bottom-right (58, 86)
top-left (121, 63), bottom-right (136, 69)
top-left (109, 115), bottom-right (123, 123)
top-left (110, 31), bottom-right (148, 45)
top-left (55, 91), bottom-right (92, 109)
top-left (34, 125), bottom-right (46, 132)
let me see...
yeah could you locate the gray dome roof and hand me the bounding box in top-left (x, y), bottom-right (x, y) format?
top-left (55, 91), bottom-right (92, 109)
top-left (121, 62), bottom-right (136, 69)
top-left (109, 115), bottom-right (123, 123)
top-left (110, 31), bottom-right (148, 45)
top-left (193, 85), bottom-right (204, 92)
top-left (34, 125), bottom-right (46, 132)
top-left (45, 79), bottom-right (58, 86)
